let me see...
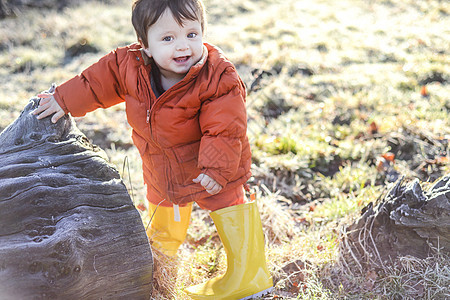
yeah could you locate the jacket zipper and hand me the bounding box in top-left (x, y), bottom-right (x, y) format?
top-left (144, 89), bottom-right (176, 203)
top-left (144, 69), bottom-right (191, 205)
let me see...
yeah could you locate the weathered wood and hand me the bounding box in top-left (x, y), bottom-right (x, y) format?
top-left (0, 97), bottom-right (152, 299)
top-left (342, 175), bottom-right (450, 269)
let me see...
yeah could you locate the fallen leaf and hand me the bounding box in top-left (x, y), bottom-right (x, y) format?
top-left (436, 156), bottom-right (449, 165)
top-left (420, 85), bottom-right (429, 97)
top-left (137, 203), bottom-right (146, 211)
top-left (377, 159), bottom-right (386, 172)
top-left (369, 121), bottom-right (378, 134)
top-left (295, 217), bottom-right (309, 225)
top-left (382, 152), bottom-right (395, 162)
top-left (417, 38), bottom-right (427, 46)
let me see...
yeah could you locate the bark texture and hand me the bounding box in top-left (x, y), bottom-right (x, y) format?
top-left (342, 175), bottom-right (450, 269)
top-left (0, 98), bottom-right (152, 299)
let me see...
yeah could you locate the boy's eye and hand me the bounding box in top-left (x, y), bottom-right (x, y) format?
top-left (163, 36), bottom-right (173, 42)
top-left (187, 33), bottom-right (197, 38)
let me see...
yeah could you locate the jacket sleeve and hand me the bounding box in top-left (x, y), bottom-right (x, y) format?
top-left (53, 49), bottom-right (126, 117)
top-left (197, 67), bottom-right (248, 188)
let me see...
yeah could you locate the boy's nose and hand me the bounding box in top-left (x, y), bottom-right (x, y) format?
top-left (176, 40), bottom-right (189, 51)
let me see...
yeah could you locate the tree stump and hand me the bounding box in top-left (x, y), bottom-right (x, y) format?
top-left (341, 175), bottom-right (450, 270)
top-left (0, 97), bottom-right (152, 299)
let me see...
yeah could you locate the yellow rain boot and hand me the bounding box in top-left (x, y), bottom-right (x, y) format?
top-left (146, 203), bottom-right (192, 256)
top-left (185, 201), bottom-right (273, 299)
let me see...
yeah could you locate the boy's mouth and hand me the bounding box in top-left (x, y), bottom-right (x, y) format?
top-left (174, 56), bottom-right (190, 63)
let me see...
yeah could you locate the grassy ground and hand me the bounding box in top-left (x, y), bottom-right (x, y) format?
top-left (1, 0), bottom-right (449, 299)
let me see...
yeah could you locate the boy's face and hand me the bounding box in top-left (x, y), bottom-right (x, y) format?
top-left (141, 8), bottom-right (203, 81)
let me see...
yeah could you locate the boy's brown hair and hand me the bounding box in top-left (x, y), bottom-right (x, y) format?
top-left (132, 0), bottom-right (206, 48)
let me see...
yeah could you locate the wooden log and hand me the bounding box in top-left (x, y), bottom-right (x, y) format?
top-left (341, 175), bottom-right (450, 269)
top-left (0, 97), bottom-right (152, 299)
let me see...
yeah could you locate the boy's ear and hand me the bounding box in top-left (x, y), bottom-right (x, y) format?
top-left (138, 38), bottom-right (152, 57)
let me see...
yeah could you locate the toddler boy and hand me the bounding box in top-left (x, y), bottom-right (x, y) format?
top-left (34, 0), bottom-right (273, 298)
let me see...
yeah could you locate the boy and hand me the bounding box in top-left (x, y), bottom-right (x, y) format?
top-left (33, 0), bottom-right (273, 298)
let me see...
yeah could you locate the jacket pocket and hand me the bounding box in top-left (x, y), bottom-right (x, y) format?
top-left (170, 141), bottom-right (201, 185)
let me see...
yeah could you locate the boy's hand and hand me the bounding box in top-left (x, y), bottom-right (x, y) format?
top-left (193, 173), bottom-right (223, 195)
top-left (33, 93), bottom-right (65, 123)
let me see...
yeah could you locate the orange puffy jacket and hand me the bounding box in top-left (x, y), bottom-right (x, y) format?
top-left (54, 42), bottom-right (252, 205)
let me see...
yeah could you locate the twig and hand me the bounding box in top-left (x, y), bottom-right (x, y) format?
top-left (368, 213), bottom-right (385, 269)
top-left (342, 227), bottom-right (363, 273)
